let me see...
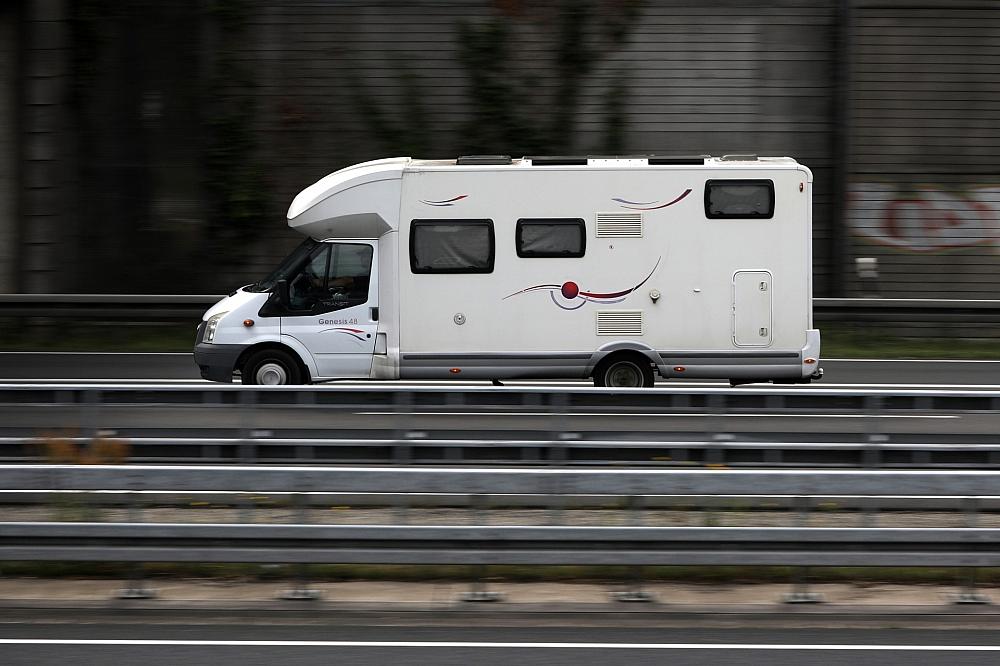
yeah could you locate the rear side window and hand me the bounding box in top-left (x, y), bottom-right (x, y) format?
top-left (516, 218), bottom-right (586, 258)
top-left (410, 219), bottom-right (495, 273)
top-left (705, 180), bottom-right (775, 219)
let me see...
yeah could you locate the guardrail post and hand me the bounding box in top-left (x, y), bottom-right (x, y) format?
top-left (706, 394), bottom-right (730, 467)
top-left (116, 474), bottom-right (155, 600)
top-left (783, 567), bottom-right (823, 604)
top-left (446, 391), bottom-right (463, 463)
top-left (81, 389), bottom-right (101, 442)
top-left (784, 497), bottom-right (823, 604)
top-left (548, 392), bottom-right (569, 466)
top-left (239, 389), bottom-right (258, 463)
top-left (393, 391), bottom-right (414, 465)
top-left (280, 490), bottom-right (321, 601)
top-left (201, 391), bottom-right (222, 461)
top-left (613, 495), bottom-right (655, 603)
top-left (863, 395), bottom-right (886, 469)
top-left (116, 564), bottom-right (157, 600)
top-left (461, 494), bottom-right (503, 602)
top-left (522, 392), bottom-right (542, 463)
top-left (954, 497), bottom-right (990, 604)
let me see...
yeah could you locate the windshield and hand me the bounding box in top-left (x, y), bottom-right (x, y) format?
top-left (245, 238), bottom-right (319, 292)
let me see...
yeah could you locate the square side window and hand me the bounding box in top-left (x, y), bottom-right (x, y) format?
top-left (516, 218), bottom-right (586, 258)
top-left (410, 220), bottom-right (495, 273)
top-left (705, 180), bottom-right (775, 219)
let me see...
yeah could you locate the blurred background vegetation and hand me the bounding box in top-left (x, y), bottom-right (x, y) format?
top-left (1, 0), bottom-right (998, 301)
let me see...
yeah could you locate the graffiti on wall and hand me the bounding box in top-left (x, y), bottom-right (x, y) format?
top-left (849, 183), bottom-right (1000, 253)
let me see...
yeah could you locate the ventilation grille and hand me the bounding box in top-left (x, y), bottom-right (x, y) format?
top-left (596, 310), bottom-right (643, 336)
top-left (596, 212), bottom-right (643, 237)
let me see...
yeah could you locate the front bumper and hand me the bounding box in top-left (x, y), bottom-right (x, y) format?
top-left (193, 342), bottom-right (248, 383)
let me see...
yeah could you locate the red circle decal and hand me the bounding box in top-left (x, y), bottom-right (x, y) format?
top-left (560, 281), bottom-right (580, 299)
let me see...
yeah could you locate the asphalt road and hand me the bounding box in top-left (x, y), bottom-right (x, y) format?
top-left (1, 352), bottom-right (999, 386)
top-left (2, 621), bottom-right (1000, 666)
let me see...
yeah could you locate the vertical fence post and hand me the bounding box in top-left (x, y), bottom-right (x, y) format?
top-left (707, 393), bottom-right (731, 467)
top-left (393, 390), bottom-right (414, 466)
top-left (613, 495), bottom-right (654, 603)
top-left (280, 489), bottom-right (321, 601)
top-left (548, 392), bottom-right (570, 466)
top-left (863, 394), bottom-right (887, 469)
top-left (462, 493), bottom-right (503, 602)
top-left (239, 389), bottom-right (258, 463)
top-left (955, 497), bottom-right (990, 604)
top-left (547, 392), bottom-right (569, 525)
top-left (116, 471), bottom-right (155, 600)
top-left (784, 496), bottom-right (823, 604)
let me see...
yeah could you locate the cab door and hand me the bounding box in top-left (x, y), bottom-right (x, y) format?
top-left (280, 241), bottom-right (379, 378)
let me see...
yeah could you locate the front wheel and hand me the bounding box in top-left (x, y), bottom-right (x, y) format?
top-left (593, 356), bottom-right (654, 388)
top-left (241, 349), bottom-right (304, 385)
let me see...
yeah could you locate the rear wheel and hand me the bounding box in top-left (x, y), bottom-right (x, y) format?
top-left (593, 355), bottom-right (654, 388)
top-left (241, 349), bottom-right (304, 385)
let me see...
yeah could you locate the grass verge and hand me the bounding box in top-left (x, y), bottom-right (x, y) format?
top-left (820, 325), bottom-right (1000, 360)
top-left (0, 562), bottom-right (997, 586)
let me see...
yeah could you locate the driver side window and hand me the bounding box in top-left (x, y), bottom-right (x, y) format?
top-left (287, 243), bottom-right (373, 315)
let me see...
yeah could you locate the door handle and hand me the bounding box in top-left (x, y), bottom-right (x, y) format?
top-left (370, 307), bottom-right (379, 321)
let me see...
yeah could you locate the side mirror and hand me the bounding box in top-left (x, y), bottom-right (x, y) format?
top-left (275, 279), bottom-right (290, 305)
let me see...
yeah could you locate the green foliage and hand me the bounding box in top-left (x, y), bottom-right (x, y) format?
top-left (346, 61), bottom-right (432, 156)
top-left (350, 1), bottom-right (644, 158)
top-left (203, 0), bottom-right (271, 264)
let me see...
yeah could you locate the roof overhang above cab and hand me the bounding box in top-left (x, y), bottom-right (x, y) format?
top-left (287, 158), bottom-right (408, 240)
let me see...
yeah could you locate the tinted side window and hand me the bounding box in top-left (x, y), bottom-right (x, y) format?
top-left (410, 220), bottom-right (495, 273)
top-left (704, 180), bottom-right (775, 219)
top-left (516, 219), bottom-right (586, 258)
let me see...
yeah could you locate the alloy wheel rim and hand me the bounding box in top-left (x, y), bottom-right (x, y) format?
top-left (257, 362), bottom-right (287, 385)
top-left (608, 363), bottom-right (642, 387)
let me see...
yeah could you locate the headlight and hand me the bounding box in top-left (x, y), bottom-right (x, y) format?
top-left (202, 311), bottom-right (228, 343)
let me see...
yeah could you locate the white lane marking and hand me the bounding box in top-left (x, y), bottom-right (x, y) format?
top-left (0, 639), bottom-right (999, 650)
top-left (0, 377), bottom-right (1000, 391)
top-left (3, 377), bottom-right (999, 389)
top-left (358, 412), bottom-right (959, 419)
top-left (0, 638), bottom-right (1000, 652)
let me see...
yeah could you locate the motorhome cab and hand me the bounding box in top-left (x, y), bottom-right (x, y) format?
top-left (194, 155), bottom-right (822, 387)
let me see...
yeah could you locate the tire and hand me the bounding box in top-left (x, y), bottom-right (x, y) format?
top-left (241, 348), bottom-right (304, 385)
top-left (593, 355), bottom-right (655, 388)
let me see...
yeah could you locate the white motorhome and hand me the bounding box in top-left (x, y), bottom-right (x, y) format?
top-left (194, 155), bottom-right (822, 387)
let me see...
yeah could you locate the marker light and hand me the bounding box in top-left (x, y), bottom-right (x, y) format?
top-left (804, 358), bottom-right (817, 364)
top-left (449, 368), bottom-right (462, 374)
top-left (673, 366), bottom-right (686, 372)
top-left (243, 319), bottom-right (255, 327)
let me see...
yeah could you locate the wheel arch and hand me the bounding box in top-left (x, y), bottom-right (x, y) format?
top-left (235, 341), bottom-right (312, 383)
top-left (587, 342), bottom-right (663, 378)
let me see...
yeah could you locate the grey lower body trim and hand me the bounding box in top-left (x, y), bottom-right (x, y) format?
top-left (658, 350), bottom-right (804, 380)
top-left (193, 343), bottom-right (248, 383)
top-left (400, 353), bottom-right (590, 380)
top-left (399, 349), bottom-right (807, 381)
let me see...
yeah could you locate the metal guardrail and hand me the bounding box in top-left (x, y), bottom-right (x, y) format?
top-left (2, 466), bottom-right (1000, 569)
top-left (4, 384), bottom-right (999, 468)
top-left (4, 465), bottom-right (1000, 497)
top-left (2, 294), bottom-right (1000, 329)
top-left (0, 294), bottom-right (219, 319)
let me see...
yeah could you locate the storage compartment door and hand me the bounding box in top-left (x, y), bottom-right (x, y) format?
top-left (733, 271), bottom-right (772, 346)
